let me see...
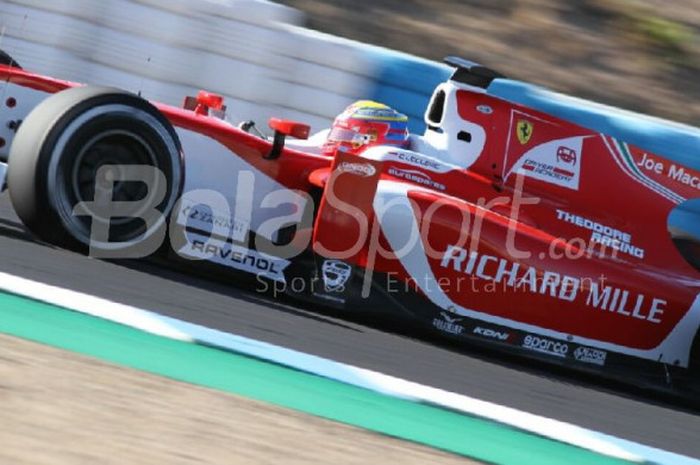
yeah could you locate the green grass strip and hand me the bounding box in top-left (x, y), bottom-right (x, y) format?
top-left (0, 291), bottom-right (638, 465)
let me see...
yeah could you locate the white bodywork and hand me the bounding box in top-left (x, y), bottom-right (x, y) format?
top-left (0, 82), bottom-right (55, 190)
top-left (415, 81), bottom-right (487, 169)
top-left (171, 127), bottom-right (307, 283)
top-left (0, 81), bottom-right (307, 248)
top-left (174, 128), bottom-right (307, 240)
top-left (367, 175), bottom-right (700, 366)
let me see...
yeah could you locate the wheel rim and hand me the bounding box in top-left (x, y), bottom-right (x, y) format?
top-left (55, 128), bottom-right (162, 244)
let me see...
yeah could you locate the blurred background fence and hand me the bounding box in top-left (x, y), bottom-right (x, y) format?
top-left (4, 0), bottom-right (700, 256)
top-left (0, 0), bottom-right (449, 133)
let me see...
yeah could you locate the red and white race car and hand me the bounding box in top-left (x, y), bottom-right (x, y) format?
top-left (1, 52), bottom-right (699, 400)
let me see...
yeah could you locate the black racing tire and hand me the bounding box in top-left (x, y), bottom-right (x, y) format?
top-left (7, 86), bottom-right (184, 258)
top-left (0, 49), bottom-right (21, 69)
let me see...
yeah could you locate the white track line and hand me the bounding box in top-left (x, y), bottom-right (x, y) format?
top-left (1, 270), bottom-right (698, 465)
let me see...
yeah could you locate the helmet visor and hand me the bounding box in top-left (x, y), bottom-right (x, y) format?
top-left (327, 127), bottom-right (358, 143)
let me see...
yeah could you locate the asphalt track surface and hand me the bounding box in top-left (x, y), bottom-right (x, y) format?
top-left (0, 193), bottom-right (698, 458)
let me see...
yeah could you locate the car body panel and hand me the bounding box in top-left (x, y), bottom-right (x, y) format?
top-left (2, 61), bottom-right (699, 395)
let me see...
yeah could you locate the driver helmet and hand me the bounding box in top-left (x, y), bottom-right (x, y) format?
top-left (322, 100), bottom-right (409, 156)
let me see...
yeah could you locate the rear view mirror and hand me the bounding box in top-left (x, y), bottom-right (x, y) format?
top-left (183, 90), bottom-right (226, 119)
top-left (265, 118), bottom-right (311, 160)
top-left (268, 118), bottom-right (310, 140)
top-left (197, 90), bottom-right (224, 111)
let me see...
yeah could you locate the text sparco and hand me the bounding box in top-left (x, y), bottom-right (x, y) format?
top-left (522, 335), bottom-right (568, 357)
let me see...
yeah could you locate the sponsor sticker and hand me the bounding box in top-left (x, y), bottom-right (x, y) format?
top-left (636, 151), bottom-right (700, 193)
top-left (556, 209), bottom-right (645, 259)
top-left (179, 203), bottom-right (249, 240)
top-left (313, 259), bottom-right (352, 305)
top-left (508, 136), bottom-right (586, 190)
top-left (433, 311), bottom-right (465, 335)
top-left (473, 326), bottom-right (510, 341)
top-left (337, 161), bottom-right (376, 177)
top-left (522, 334), bottom-right (569, 358)
top-left (387, 167), bottom-right (446, 191)
top-left (557, 146), bottom-right (577, 165)
top-left (179, 234), bottom-right (290, 283)
top-left (361, 148), bottom-right (455, 173)
top-left (522, 158), bottom-right (575, 184)
top-left (441, 245), bottom-right (666, 324)
top-left (393, 152), bottom-right (443, 171)
top-left (517, 120), bottom-right (534, 145)
top-left (321, 259), bottom-right (352, 293)
top-left (573, 346), bottom-right (607, 366)
top-left (385, 150), bottom-right (453, 173)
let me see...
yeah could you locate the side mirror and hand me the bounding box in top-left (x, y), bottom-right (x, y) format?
top-left (265, 118), bottom-right (311, 160)
top-left (197, 90), bottom-right (224, 111)
top-left (183, 90), bottom-right (226, 118)
top-left (269, 118), bottom-right (310, 139)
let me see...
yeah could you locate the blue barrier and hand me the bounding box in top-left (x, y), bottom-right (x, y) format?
top-left (365, 47), bottom-right (451, 133)
top-left (669, 199), bottom-right (700, 237)
top-left (489, 79), bottom-right (700, 171)
top-left (357, 47), bottom-right (700, 171)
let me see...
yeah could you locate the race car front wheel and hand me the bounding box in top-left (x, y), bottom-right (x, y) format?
top-left (7, 86), bottom-right (184, 257)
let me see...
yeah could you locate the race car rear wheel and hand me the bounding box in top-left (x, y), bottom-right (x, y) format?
top-left (7, 86), bottom-right (184, 257)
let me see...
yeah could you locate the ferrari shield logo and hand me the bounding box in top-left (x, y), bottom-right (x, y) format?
top-left (517, 120), bottom-right (534, 145)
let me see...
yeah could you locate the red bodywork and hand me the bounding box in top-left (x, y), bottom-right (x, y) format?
top-left (315, 86), bottom-right (700, 363)
top-left (2, 63), bottom-right (700, 373)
